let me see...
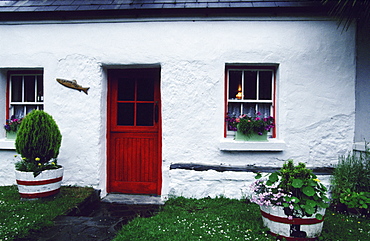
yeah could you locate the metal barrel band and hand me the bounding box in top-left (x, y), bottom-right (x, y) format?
top-left (19, 188), bottom-right (61, 198)
top-left (260, 209), bottom-right (324, 225)
top-left (16, 176), bottom-right (63, 186)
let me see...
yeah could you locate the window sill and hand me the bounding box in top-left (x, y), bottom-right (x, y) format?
top-left (0, 139), bottom-right (16, 150)
top-left (219, 137), bottom-right (286, 151)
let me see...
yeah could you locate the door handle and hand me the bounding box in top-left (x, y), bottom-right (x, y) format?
top-left (155, 103), bottom-right (159, 123)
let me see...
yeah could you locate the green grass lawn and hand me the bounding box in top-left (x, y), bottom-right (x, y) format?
top-left (113, 196), bottom-right (370, 241)
top-left (0, 185), bottom-right (94, 240)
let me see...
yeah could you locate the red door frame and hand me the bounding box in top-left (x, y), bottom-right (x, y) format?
top-left (106, 67), bottom-right (162, 195)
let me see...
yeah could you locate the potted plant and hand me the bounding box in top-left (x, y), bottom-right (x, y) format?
top-left (14, 110), bottom-right (63, 199)
top-left (250, 160), bottom-right (330, 240)
top-left (3, 116), bottom-right (23, 140)
top-left (226, 112), bottom-right (274, 141)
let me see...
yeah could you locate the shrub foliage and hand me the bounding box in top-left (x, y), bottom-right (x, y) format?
top-left (15, 110), bottom-right (62, 165)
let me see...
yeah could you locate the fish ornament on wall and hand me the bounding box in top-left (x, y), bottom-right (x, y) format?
top-left (56, 78), bottom-right (90, 95)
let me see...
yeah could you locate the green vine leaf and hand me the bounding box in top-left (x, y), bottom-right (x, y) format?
top-left (315, 213), bottom-right (323, 220)
top-left (292, 179), bottom-right (304, 188)
top-left (268, 172), bottom-right (279, 183)
top-left (308, 179), bottom-right (317, 186)
top-left (303, 205), bottom-right (315, 215)
top-left (255, 173), bottom-right (262, 179)
top-left (306, 199), bottom-right (317, 207)
top-left (303, 186), bottom-right (315, 196)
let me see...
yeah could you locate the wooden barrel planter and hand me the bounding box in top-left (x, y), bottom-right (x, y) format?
top-left (260, 205), bottom-right (326, 241)
top-left (15, 167), bottom-right (64, 199)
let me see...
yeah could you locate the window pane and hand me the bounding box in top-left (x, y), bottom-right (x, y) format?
top-left (242, 103), bottom-right (257, 116)
top-left (13, 105), bottom-right (24, 119)
top-left (118, 78), bottom-right (135, 101)
top-left (26, 105), bottom-right (38, 115)
top-left (137, 103), bottom-right (153, 126)
top-left (24, 76), bottom-right (35, 102)
top-left (257, 104), bottom-right (272, 118)
top-left (137, 78), bottom-right (154, 101)
top-left (227, 102), bottom-right (241, 118)
top-left (37, 75), bottom-right (43, 102)
top-left (259, 71), bottom-right (272, 100)
top-left (11, 76), bottom-right (22, 102)
top-left (244, 71), bottom-right (257, 99)
top-left (117, 103), bottom-right (134, 126)
top-left (228, 71), bottom-right (242, 100)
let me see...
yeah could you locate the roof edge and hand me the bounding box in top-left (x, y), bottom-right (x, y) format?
top-left (0, 5), bottom-right (329, 22)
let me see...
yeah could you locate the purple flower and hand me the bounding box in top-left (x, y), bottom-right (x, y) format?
top-left (258, 132), bottom-right (263, 135)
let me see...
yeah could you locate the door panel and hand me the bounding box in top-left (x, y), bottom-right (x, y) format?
top-left (107, 68), bottom-right (161, 195)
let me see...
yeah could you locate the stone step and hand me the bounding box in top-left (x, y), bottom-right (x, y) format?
top-left (101, 193), bottom-right (164, 205)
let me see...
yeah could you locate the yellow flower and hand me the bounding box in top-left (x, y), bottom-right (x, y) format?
top-left (35, 157), bottom-right (40, 161)
top-left (51, 162), bottom-right (55, 165)
top-left (313, 178), bottom-right (321, 182)
top-left (38, 163), bottom-right (41, 166)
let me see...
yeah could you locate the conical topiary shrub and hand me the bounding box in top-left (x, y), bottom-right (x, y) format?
top-left (15, 110), bottom-right (62, 177)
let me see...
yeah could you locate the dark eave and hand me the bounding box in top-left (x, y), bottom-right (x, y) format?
top-left (0, 0), bottom-right (327, 21)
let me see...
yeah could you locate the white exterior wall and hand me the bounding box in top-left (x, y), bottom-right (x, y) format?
top-left (0, 19), bottom-right (356, 199)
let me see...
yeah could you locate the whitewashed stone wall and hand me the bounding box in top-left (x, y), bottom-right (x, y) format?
top-left (0, 19), bottom-right (356, 199)
top-left (167, 169), bottom-right (332, 200)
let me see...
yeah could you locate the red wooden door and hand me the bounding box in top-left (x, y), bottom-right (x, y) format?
top-left (107, 68), bottom-right (162, 195)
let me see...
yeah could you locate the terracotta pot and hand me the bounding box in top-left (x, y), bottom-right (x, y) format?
top-left (15, 167), bottom-right (63, 199)
top-left (260, 205), bottom-right (326, 240)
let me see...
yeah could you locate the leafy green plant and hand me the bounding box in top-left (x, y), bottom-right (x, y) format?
top-left (339, 189), bottom-right (370, 210)
top-left (330, 144), bottom-right (370, 209)
top-left (15, 110), bottom-right (62, 177)
top-left (251, 160), bottom-right (329, 219)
